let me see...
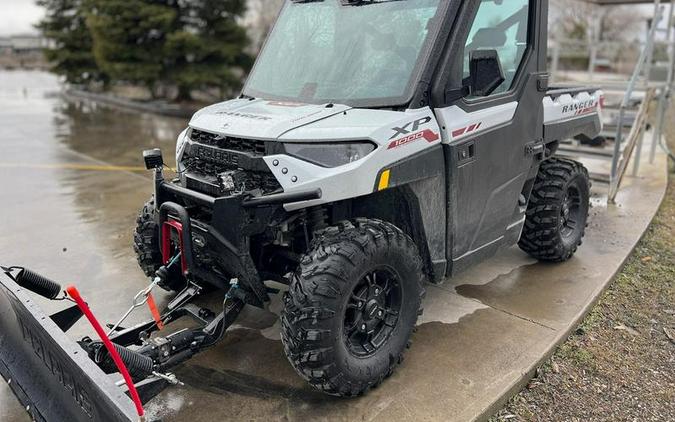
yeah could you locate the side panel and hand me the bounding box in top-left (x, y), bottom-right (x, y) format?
top-left (543, 90), bottom-right (604, 143)
top-left (351, 146), bottom-right (447, 283)
top-left (430, 0), bottom-right (549, 276)
top-left (383, 146), bottom-right (448, 281)
top-left (439, 78), bottom-right (542, 274)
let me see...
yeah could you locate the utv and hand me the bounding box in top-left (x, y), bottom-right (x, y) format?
top-left (0, 0), bottom-right (602, 420)
top-left (134, 0), bottom-right (601, 396)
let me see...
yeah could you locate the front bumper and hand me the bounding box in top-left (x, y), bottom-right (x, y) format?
top-left (154, 169), bottom-right (320, 305)
top-left (0, 273), bottom-right (137, 422)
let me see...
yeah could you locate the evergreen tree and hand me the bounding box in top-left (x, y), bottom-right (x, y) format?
top-left (87, 0), bottom-right (251, 100)
top-left (86, 0), bottom-right (178, 96)
top-left (165, 0), bottom-right (253, 100)
top-left (36, 0), bottom-right (104, 85)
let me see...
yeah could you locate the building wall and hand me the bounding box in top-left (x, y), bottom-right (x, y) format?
top-left (0, 35), bottom-right (48, 69)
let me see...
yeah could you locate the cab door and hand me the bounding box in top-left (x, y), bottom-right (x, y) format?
top-left (432, 0), bottom-right (548, 274)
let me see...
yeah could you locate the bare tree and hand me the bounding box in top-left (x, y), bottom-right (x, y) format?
top-left (550, 0), bottom-right (645, 42)
top-left (246, 0), bottom-right (285, 53)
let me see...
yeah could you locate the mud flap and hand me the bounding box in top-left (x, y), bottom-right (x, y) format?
top-left (0, 274), bottom-right (137, 422)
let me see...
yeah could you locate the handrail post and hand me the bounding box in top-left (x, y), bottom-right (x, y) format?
top-left (650, 0), bottom-right (675, 164)
top-left (612, 0), bottom-right (662, 182)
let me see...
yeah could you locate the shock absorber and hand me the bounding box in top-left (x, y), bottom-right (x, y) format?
top-left (307, 206), bottom-right (328, 233)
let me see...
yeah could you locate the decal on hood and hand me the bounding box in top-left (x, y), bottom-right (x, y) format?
top-left (214, 111), bottom-right (273, 121)
top-left (388, 129), bottom-right (439, 150)
top-left (190, 98), bottom-right (351, 140)
top-left (389, 116), bottom-right (433, 140)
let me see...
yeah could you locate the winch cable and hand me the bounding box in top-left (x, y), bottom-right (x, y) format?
top-left (66, 285), bottom-right (146, 420)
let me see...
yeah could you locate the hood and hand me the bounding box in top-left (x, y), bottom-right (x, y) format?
top-left (188, 98), bottom-right (351, 140)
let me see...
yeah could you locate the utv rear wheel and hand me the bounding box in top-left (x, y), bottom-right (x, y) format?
top-left (133, 197), bottom-right (186, 292)
top-left (281, 219), bottom-right (425, 397)
top-left (519, 158), bottom-right (590, 262)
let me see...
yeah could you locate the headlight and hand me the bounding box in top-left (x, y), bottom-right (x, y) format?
top-left (176, 128), bottom-right (189, 170)
top-left (176, 128), bottom-right (189, 154)
top-left (283, 142), bottom-right (376, 168)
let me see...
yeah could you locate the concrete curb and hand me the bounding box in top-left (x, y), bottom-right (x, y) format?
top-left (474, 152), bottom-right (670, 422)
top-left (64, 88), bottom-right (198, 118)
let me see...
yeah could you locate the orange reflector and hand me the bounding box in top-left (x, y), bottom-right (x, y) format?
top-left (378, 170), bottom-right (391, 191)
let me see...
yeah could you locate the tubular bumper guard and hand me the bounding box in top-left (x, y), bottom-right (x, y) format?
top-left (154, 172), bottom-right (320, 304)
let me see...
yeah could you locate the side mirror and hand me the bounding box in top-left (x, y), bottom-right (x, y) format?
top-left (468, 49), bottom-right (505, 97)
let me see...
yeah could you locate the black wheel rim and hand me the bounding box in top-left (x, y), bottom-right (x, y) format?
top-left (560, 185), bottom-right (582, 238)
top-left (343, 267), bottom-right (402, 357)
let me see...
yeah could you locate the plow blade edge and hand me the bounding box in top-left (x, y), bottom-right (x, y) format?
top-left (0, 273), bottom-right (137, 422)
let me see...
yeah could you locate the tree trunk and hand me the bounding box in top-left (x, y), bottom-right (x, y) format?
top-left (175, 85), bottom-right (192, 102)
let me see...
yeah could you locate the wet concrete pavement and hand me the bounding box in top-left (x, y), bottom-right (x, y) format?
top-left (0, 70), bottom-right (669, 422)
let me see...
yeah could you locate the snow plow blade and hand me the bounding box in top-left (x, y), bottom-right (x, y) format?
top-left (0, 273), bottom-right (137, 422)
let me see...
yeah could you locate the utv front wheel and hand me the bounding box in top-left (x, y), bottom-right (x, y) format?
top-left (281, 219), bottom-right (425, 396)
top-left (133, 197), bottom-right (186, 292)
top-left (519, 158), bottom-right (591, 262)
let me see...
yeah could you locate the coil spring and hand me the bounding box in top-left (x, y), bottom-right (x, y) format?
top-left (307, 206), bottom-right (328, 232)
top-left (94, 343), bottom-right (154, 381)
top-left (15, 268), bottom-right (62, 300)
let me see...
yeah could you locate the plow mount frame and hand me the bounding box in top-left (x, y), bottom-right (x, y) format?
top-left (0, 269), bottom-right (244, 422)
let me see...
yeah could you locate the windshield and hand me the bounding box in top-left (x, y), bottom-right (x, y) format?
top-left (243, 0), bottom-right (444, 107)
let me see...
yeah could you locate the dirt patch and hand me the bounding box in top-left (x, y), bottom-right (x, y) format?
top-left (491, 105), bottom-right (675, 421)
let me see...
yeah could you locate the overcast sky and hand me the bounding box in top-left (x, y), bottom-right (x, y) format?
top-left (1, 0), bottom-right (44, 36)
top-left (0, 0), bottom-right (661, 37)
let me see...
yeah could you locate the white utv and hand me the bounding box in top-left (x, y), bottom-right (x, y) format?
top-left (133, 0), bottom-right (603, 397)
top-left (0, 1), bottom-right (607, 419)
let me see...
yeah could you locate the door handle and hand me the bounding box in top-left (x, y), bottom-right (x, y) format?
top-left (457, 141), bottom-right (476, 165)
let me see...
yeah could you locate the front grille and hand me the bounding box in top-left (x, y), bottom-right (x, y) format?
top-left (185, 175), bottom-right (221, 197)
top-left (190, 129), bottom-right (266, 156)
top-left (182, 156), bottom-right (282, 197)
top-left (183, 167), bottom-right (282, 197)
top-left (183, 129), bottom-right (282, 197)
top-left (182, 155), bottom-right (231, 176)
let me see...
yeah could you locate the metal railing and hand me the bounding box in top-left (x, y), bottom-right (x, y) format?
top-left (608, 88), bottom-right (655, 201)
top-left (549, 0), bottom-right (674, 203)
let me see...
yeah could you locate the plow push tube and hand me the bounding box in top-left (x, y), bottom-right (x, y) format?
top-left (0, 273), bottom-right (138, 422)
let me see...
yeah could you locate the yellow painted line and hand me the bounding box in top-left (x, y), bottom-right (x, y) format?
top-left (0, 162), bottom-right (148, 172)
top-left (378, 169), bottom-right (391, 191)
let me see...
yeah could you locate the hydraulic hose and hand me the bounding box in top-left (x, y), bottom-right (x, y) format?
top-left (65, 286), bottom-right (146, 419)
